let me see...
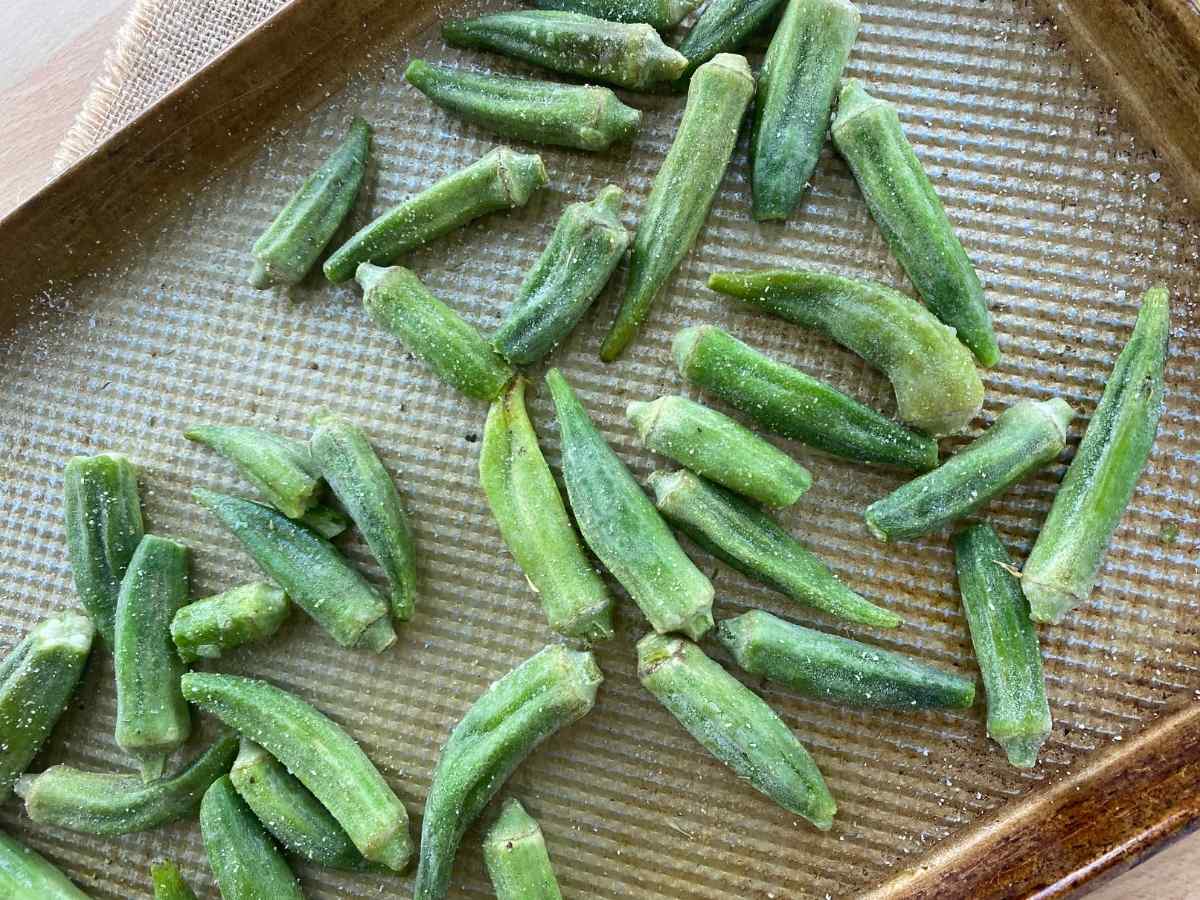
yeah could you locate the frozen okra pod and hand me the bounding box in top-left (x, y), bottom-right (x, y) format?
top-left (150, 859), bottom-right (198, 900)
top-left (483, 798), bottom-right (563, 900)
top-left (0, 829), bottom-right (91, 899)
top-left (200, 776), bottom-right (303, 900)
top-left (532, 0), bottom-right (704, 31)
top-left (184, 424), bottom-right (322, 520)
top-left (672, 0), bottom-right (786, 83)
top-left (170, 582), bottom-right (290, 663)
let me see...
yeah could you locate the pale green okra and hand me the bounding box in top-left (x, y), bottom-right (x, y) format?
top-left (673, 0), bottom-right (787, 82)
top-left (170, 582), bottom-right (290, 663)
top-left (151, 859), bottom-right (198, 900)
top-left (531, 0), bottom-right (703, 31)
top-left (483, 799), bottom-right (563, 900)
top-left (0, 830), bottom-right (91, 899)
top-left (201, 775), bottom-right (304, 900)
top-left (185, 425), bottom-right (321, 520)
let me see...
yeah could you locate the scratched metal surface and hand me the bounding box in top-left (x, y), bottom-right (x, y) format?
top-left (0, 0), bottom-right (1198, 897)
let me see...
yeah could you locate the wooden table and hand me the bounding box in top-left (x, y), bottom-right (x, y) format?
top-left (0, 1), bottom-right (1195, 896)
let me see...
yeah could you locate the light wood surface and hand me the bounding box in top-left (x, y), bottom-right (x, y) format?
top-left (0, 1), bottom-right (1195, 897)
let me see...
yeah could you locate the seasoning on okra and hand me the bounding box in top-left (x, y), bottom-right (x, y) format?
top-left (250, 116), bottom-right (371, 289)
top-left (531, 0), bottom-right (703, 31)
top-left (493, 185), bottom-right (629, 365)
top-left (185, 424), bottom-right (321, 520)
top-left (201, 775), bottom-right (304, 900)
top-left (483, 798), bottom-right (564, 900)
top-left (0, 829), bottom-right (91, 900)
top-left (600, 54), bottom-right (754, 361)
top-left (480, 379), bottom-right (614, 643)
top-left (151, 859), bottom-right (198, 900)
top-left (170, 582), bottom-right (289, 663)
top-left (649, 470), bottom-right (900, 628)
top-left (638, 632), bottom-right (836, 828)
top-left (709, 269), bottom-right (983, 436)
top-left (627, 394), bottom-right (811, 507)
top-left (865, 398), bottom-right (1074, 542)
top-left (546, 369), bottom-right (715, 640)
top-left (674, 325), bottom-right (939, 470)
top-left (831, 79), bottom-right (999, 367)
top-left (324, 146), bottom-right (547, 283)
top-left (673, 0), bottom-right (786, 82)
top-left (1022, 287), bottom-right (1169, 624)
top-left (415, 645), bottom-right (601, 900)
top-left (954, 523), bottom-right (1051, 767)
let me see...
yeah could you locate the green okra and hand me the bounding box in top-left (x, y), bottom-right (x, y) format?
top-left (1022, 287), bottom-right (1169, 624)
top-left (170, 582), bottom-right (290, 663)
top-left (718, 609), bottom-right (973, 710)
top-left (673, 0), bottom-right (787, 83)
top-left (831, 80), bottom-right (999, 367)
top-left (0, 613), bottom-right (93, 802)
top-left (532, 0), bottom-right (703, 29)
top-left (298, 503), bottom-right (350, 539)
top-left (310, 412), bottom-right (418, 622)
top-left (181, 672), bottom-right (412, 871)
top-left (483, 798), bottom-right (563, 900)
top-left (546, 369), bottom-right (715, 640)
top-left (193, 488), bottom-right (394, 652)
top-left (480, 378), bottom-right (614, 643)
top-left (414, 645), bottom-right (601, 900)
top-left (866, 398), bottom-right (1075, 543)
top-left (357, 263), bottom-right (515, 402)
top-left (151, 860), bottom-right (198, 900)
top-left (709, 269), bottom-right (983, 437)
top-left (637, 632), bottom-right (835, 827)
top-left (63, 452), bottom-right (144, 647)
top-left (600, 53), bottom-right (754, 361)
top-left (250, 117), bottom-right (371, 289)
top-left (17, 732), bottom-right (238, 835)
top-left (649, 470), bottom-right (900, 628)
top-left (324, 146), bottom-right (547, 283)
top-left (443, 11), bottom-right (686, 90)
top-left (0, 830), bottom-right (91, 899)
top-left (185, 425), bottom-right (321, 520)
top-left (627, 394), bottom-right (812, 507)
top-left (750, 0), bottom-right (859, 221)
top-left (201, 775), bottom-right (304, 900)
top-left (114, 535), bottom-right (191, 781)
top-left (674, 325), bottom-right (939, 470)
top-left (954, 523), bottom-right (1051, 768)
top-left (493, 185), bottom-right (629, 365)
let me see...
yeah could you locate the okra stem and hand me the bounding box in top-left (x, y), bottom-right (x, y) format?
top-left (185, 425), bottom-right (321, 520)
top-left (150, 860), bottom-right (198, 900)
top-left (531, 0), bottom-right (703, 31)
top-left (0, 830), bottom-right (91, 899)
top-left (200, 775), bottom-right (304, 900)
top-left (483, 798), bottom-right (563, 900)
top-left (170, 582), bottom-right (290, 663)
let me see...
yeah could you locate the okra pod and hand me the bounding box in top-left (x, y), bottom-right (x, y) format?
top-left (193, 488), bottom-right (394, 652)
top-left (674, 325), bottom-right (939, 470)
top-left (414, 645), bottom-right (601, 900)
top-left (831, 80), bottom-right (999, 366)
top-left (649, 470), bottom-right (900, 628)
top-left (627, 394), bottom-right (812, 507)
top-left (750, 0), bottom-right (859, 220)
top-left (0, 613), bottom-right (93, 802)
top-left (638, 632), bottom-right (835, 828)
top-left (63, 452), bottom-right (144, 646)
top-left (865, 398), bottom-right (1074, 542)
top-left (493, 185), bottom-right (629, 365)
top-left (298, 503), bottom-right (350, 539)
top-left (483, 798), bottom-right (563, 900)
top-left (599, 53), bottom-right (754, 361)
top-left (530, 0), bottom-right (703, 31)
top-left (0, 830), bottom-right (90, 899)
top-left (17, 732), bottom-right (238, 835)
top-left (185, 425), bottom-right (321, 520)
top-left (201, 775), bottom-right (304, 900)
top-left (114, 534), bottom-right (191, 781)
top-left (181, 672), bottom-right (412, 871)
top-left (546, 369), bottom-right (715, 640)
top-left (324, 146), bottom-right (547, 282)
top-left (357, 263), bottom-right (515, 402)
top-left (673, 0), bottom-right (786, 82)
top-left (480, 379), bottom-right (614, 643)
top-left (310, 413), bottom-right (418, 622)
top-left (1022, 287), bottom-right (1169, 623)
top-left (709, 269), bottom-right (983, 436)
top-left (250, 116), bottom-right (371, 289)
top-left (151, 860), bottom-right (198, 900)
top-left (170, 582), bottom-right (290, 663)
top-left (718, 609), bottom-right (973, 709)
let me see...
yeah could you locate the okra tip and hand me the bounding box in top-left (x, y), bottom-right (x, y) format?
top-left (358, 615), bottom-right (398, 653)
top-left (495, 147), bottom-right (550, 207)
top-left (833, 78), bottom-right (877, 125)
top-left (670, 325), bottom-right (707, 373)
top-left (999, 733), bottom-right (1046, 769)
top-left (40, 611), bottom-right (96, 653)
top-left (248, 260), bottom-right (273, 290)
top-left (354, 261), bottom-right (391, 293)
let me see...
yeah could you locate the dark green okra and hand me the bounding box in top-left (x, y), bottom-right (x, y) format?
top-left (0, 830), bottom-right (91, 899)
top-left (546, 369), bottom-right (715, 640)
top-left (1022, 287), bottom-right (1169, 624)
top-left (63, 452), bottom-right (144, 647)
top-left (627, 395), bottom-right (812, 507)
top-left (181, 672), bottom-right (412, 871)
top-left (832, 80), bottom-right (999, 367)
top-left (17, 733), bottom-right (238, 835)
top-left (674, 325), bottom-right (939, 470)
top-left (709, 269), bottom-right (983, 436)
top-left (649, 470), bottom-right (900, 628)
top-left (483, 799), bottom-right (563, 900)
top-left (638, 632), bottom-right (835, 828)
top-left (310, 412), bottom-right (418, 622)
top-left (298, 503), bottom-right (350, 539)
top-left (114, 535), bottom-right (191, 781)
top-left (201, 776), bottom-right (304, 900)
top-left (414, 645), bottom-right (601, 900)
top-left (866, 398), bottom-right (1074, 543)
top-left (185, 425), bottom-right (321, 520)
top-left (750, 0), bottom-right (859, 220)
top-left (250, 117), bottom-right (371, 289)
top-left (324, 146), bottom-right (547, 283)
top-left (193, 488), bottom-right (394, 652)
top-left (480, 379), bottom-right (614, 643)
top-left (673, 0), bottom-right (787, 82)
top-left (954, 523), bottom-right (1051, 767)
top-left (170, 582), bottom-right (290, 663)
top-left (600, 54), bottom-right (754, 361)
top-left (718, 609), bottom-right (973, 709)
top-left (151, 860), bottom-right (198, 900)
top-left (493, 185), bottom-right (629, 365)
top-left (358, 263), bottom-right (515, 402)
top-left (531, 0), bottom-right (703, 30)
